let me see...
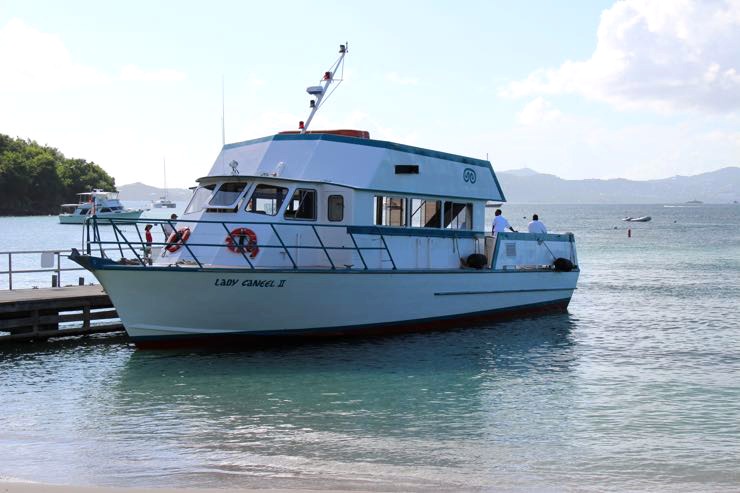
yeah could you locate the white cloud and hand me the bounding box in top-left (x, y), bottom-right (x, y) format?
top-left (500, 0), bottom-right (740, 113)
top-left (0, 18), bottom-right (109, 91)
top-left (476, 114), bottom-right (740, 180)
top-left (119, 64), bottom-right (186, 82)
top-left (385, 71), bottom-right (419, 86)
top-left (0, 19), bottom-right (186, 91)
top-left (517, 98), bottom-right (562, 125)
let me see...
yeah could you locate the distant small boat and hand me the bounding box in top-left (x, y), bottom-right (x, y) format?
top-left (485, 201), bottom-right (502, 208)
top-left (622, 216), bottom-right (651, 222)
top-left (151, 158), bottom-right (176, 208)
top-left (685, 200), bottom-right (703, 204)
top-left (152, 197), bottom-right (176, 209)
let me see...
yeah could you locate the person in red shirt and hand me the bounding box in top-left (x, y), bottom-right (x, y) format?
top-left (144, 224), bottom-right (153, 263)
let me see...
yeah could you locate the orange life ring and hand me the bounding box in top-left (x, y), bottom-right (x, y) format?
top-left (225, 227), bottom-right (259, 257)
top-left (165, 227), bottom-right (191, 253)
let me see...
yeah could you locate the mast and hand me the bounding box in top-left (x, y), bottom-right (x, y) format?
top-left (221, 76), bottom-right (226, 146)
top-left (163, 158), bottom-right (168, 200)
top-left (300, 43), bottom-right (348, 133)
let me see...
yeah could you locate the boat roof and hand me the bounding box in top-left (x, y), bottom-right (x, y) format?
top-left (76, 190), bottom-right (117, 196)
top-left (207, 132), bottom-right (505, 202)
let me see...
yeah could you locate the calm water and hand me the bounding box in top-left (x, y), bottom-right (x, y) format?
top-left (1, 204), bottom-right (739, 491)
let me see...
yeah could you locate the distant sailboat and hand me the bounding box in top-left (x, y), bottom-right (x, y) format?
top-left (152, 158), bottom-right (176, 208)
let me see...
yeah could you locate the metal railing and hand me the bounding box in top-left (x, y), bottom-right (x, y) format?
top-left (0, 248), bottom-right (122, 290)
top-left (85, 216), bottom-right (398, 271)
top-left (1, 249), bottom-right (66, 291)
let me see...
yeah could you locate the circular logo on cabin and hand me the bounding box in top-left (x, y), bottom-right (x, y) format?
top-left (463, 168), bottom-right (477, 183)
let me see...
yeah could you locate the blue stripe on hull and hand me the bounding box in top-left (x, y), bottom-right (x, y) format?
top-left (131, 297), bottom-right (572, 349)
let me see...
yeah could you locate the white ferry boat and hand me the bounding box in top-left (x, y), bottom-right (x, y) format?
top-left (59, 190), bottom-right (144, 224)
top-left (70, 45), bottom-right (579, 348)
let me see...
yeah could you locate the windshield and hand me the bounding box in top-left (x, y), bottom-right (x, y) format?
top-left (245, 184), bottom-right (288, 216)
top-left (208, 182), bottom-right (248, 208)
top-left (184, 184), bottom-right (216, 215)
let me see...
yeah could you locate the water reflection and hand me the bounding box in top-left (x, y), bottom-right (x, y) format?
top-left (102, 315), bottom-right (577, 489)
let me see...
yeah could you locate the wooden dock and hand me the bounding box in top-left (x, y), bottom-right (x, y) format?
top-left (0, 285), bottom-right (125, 343)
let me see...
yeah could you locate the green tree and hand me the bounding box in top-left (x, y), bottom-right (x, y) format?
top-left (0, 134), bottom-right (116, 215)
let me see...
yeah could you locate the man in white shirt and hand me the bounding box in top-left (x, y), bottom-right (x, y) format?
top-left (492, 209), bottom-right (516, 235)
top-left (162, 213), bottom-right (178, 237)
top-left (527, 214), bottom-right (548, 234)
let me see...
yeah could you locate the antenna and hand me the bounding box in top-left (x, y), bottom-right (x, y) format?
top-left (300, 42), bottom-right (348, 133)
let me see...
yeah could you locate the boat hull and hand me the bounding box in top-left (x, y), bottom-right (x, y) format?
top-left (90, 266), bottom-right (579, 348)
top-left (59, 210), bottom-right (144, 224)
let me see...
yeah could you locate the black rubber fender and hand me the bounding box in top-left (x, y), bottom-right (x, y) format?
top-left (467, 253), bottom-right (488, 270)
top-left (553, 257), bottom-right (574, 272)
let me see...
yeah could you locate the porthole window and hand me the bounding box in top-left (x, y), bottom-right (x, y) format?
top-left (328, 195), bottom-right (344, 222)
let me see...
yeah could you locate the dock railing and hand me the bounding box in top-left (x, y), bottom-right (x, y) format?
top-left (0, 248), bottom-right (121, 290)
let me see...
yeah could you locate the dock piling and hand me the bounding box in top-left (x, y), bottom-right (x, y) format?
top-left (0, 285), bottom-right (123, 343)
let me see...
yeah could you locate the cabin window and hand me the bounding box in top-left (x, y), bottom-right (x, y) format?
top-left (284, 188), bottom-right (317, 220)
top-left (328, 195), bottom-right (344, 222)
top-left (374, 196), bottom-right (407, 226)
top-left (246, 184), bottom-right (288, 216)
top-left (410, 199), bottom-right (441, 228)
top-left (100, 208), bottom-right (111, 213)
top-left (443, 201), bottom-right (472, 229)
top-left (395, 164), bottom-right (419, 174)
top-left (184, 184), bottom-right (216, 215)
top-left (208, 182), bottom-right (247, 207)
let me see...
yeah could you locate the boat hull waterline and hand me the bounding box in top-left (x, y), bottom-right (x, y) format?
top-left (87, 265), bottom-right (578, 347)
top-left (59, 210), bottom-right (144, 224)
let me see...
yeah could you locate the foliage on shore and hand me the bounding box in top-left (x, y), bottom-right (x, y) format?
top-left (0, 134), bottom-right (116, 215)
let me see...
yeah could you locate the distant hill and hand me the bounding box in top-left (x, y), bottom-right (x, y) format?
top-left (119, 166), bottom-right (740, 205)
top-left (118, 182), bottom-right (192, 202)
top-left (497, 166), bottom-right (740, 204)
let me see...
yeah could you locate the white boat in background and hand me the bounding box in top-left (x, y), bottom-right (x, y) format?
top-left (151, 159), bottom-right (176, 208)
top-left (59, 190), bottom-right (144, 224)
top-left (622, 216), bottom-right (652, 222)
top-left (70, 44), bottom-right (579, 349)
top-left (152, 198), bottom-right (176, 209)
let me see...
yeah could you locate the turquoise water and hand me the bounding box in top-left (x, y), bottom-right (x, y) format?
top-left (1, 204), bottom-right (739, 490)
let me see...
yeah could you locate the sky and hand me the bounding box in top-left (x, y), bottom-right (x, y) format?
top-left (1, 0), bottom-right (739, 188)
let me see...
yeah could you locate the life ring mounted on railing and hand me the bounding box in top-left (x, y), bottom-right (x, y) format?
top-left (225, 227), bottom-right (259, 257)
top-left (165, 227), bottom-right (191, 253)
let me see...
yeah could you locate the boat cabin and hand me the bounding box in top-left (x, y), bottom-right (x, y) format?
top-left (61, 190), bottom-right (126, 214)
top-left (132, 130), bottom-right (573, 271)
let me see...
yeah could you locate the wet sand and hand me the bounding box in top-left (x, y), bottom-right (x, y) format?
top-left (0, 482), bottom-right (333, 493)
